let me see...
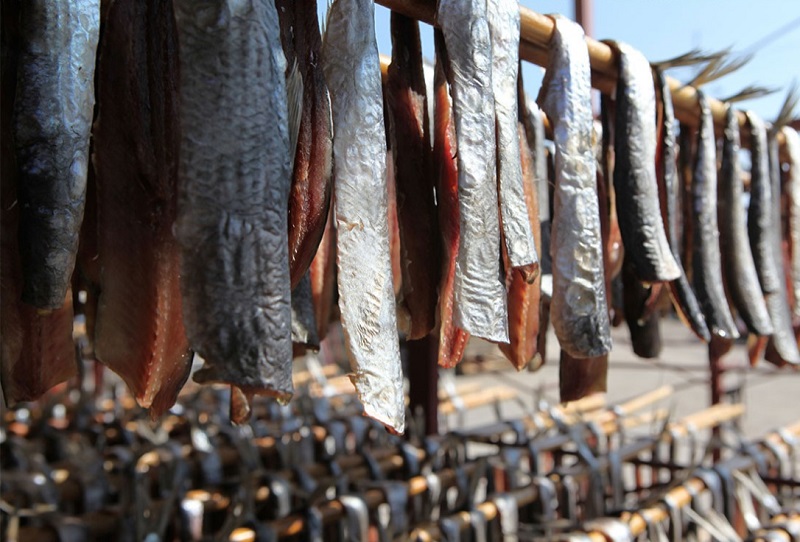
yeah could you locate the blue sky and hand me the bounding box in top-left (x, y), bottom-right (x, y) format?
top-left (319, 1), bottom-right (799, 121)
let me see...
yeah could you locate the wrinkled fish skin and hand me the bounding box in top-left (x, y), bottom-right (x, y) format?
top-left (386, 13), bottom-right (440, 340)
top-left (691, 92), bottom-right (739, 340)
top-left (13, 0), bottom-right (100, 309)
top-left (174, 0), bottom-right (293, 398)
top-left (438, 0), bottom-right (508, 343)
top-left (718, 107), bottom-right (773, 336)
top-left (748, 111), bottom-right (783, 295)
top-left (433, 32), bottom-right (470, 369)
top-left (607, 41), bottom-right (680, 283)
top-left (782, 127), bottom-right (800, 322)
top-left (322, 0), bottom-right (405, 432)
top-left (653, 69), bottom-right (710, 342)
top-left (537, 15), bottom-right (611, 358)
top-left (275, 0), bottom-right (334, 290)
top-left (487, 0), bottom-right (538, 279)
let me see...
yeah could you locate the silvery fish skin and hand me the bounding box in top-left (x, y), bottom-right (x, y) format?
top-left (607, 41), bottom-right (680, 283)
top-left (438, 0), bottom-right (508, 343)
top-left (174, 0), bottom-right (293, 398)
top-left (537, 15), bottom-right (611, 358)
top-left (653, 69), bottom-right (710, 342)
top-left (718, 107), bottom-right (773, 336)
top-left (322, 0), bottom-right (405, 433)
top-left (13, 0), bottom-right (100, 309)
top-left (747, 111), bottom-right (782, 295)
top-left (691, 92), bottom-right (739, 340)
top-left (487, 0), bottom-right (538, 280)
top-left (782, 127), bottom-right (800, 322)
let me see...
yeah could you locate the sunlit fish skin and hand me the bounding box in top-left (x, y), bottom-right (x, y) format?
top-left (174, 0), bottom-right (293, 399)
top-left (322, 0), bottom-right (405, 433)
top-left (537, 15), bottom-right (611, 359)
top-left (691, 92), bottom-right (739, 340)
top-left (437, 0), bottom-right (508, 343)
top-left (653, 69), bottom-right (710, 342)
top-left (487, 0), bottom-right (538, 281)
top-left (782, 127), bottom-right (800, 322)
top-left (747, 111), bottom-right (783, 295)
top-left (606, 41), bottom-right (680, 283)
top-left (718, 107), bottom-right (773, 336)
top-left (13, 0), bottom-right (99, 309)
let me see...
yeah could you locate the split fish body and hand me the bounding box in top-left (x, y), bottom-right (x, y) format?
top-left (783, 127), bottom-right (800, 322)
top-left (607, 41), bottom-right (680, 283)
top-left (691, 92), bottom-right (739, 340)
top-left (438, 0), bottom-right (508, 343)
top-left (13, 0), bottom-right (100, 310)
top-left (309, 203), bottom-right (336, 341)
top-left (717, 107), bottom-right (773, 337)
top-left (537, 15), bottom-right (611, 359)
top-left (174, 0), bottom-right (294, 398)
top-left (322, 0), bottom-right (405, 432)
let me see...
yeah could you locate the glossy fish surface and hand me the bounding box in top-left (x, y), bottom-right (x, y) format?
top-left (323, 0), bottom-right (405, 432)
top-left (174, 0), bottom-right (293, 398)
top-left (537, 15), bottom-right (611, 359)
top-left (438, 0), bottom-right (508, 343)
top-left (13, 0), bottom-right (100, 309)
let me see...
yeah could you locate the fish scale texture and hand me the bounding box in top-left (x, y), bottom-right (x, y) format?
top-left (174, 0), bottom-right (293, 397)
top-left (323, 0), bottom-right (405, 433)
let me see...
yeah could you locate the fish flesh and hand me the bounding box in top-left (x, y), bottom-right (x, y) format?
top-left (433, 31), bottom-right (470, 369)
top-left (275, 0), bottom-right (334, 290)
top-left (438, 0), bottom-right (508, 343)
top-left (717, 106), bottom-right (773, 336)
top-left (537, 15), bottom-right (611, 358)
top-left (93, 0), bottom-right (191, 417)
top-left (606, 41), bottom-right (680, 283)
top-left (386, 13), bottom-right (440, 340)
top-left (499, 121), bottom-right (542, 370)
top-left (2, 2), bottom-right (77, 404)
top-left (691, 92), bottom-right (739, 340)
top-left (174, 0), bottom-right (293, 399)
top-left (309, 208), bottom-right (336, 342)
top-left (385, 147), bottom-right (404, 300)
top-left (782, 127), bottom-right (800, 323)
top-left (487, 0), bottom-right (538, 281)
top-left (678, 123), bottom-right (695, 280)
top-left (13, 0), bottom-right (100, 310)
top-left (748, 111), bottom-right (783, 295)
top-left (322, 0), bottom-right (405, 432)
top-left (599, 96), bottom-right (624, 288)
top-left (559, 351), bottom-right (607, 403)
top-left (653, 69), bottom-right (710, 342)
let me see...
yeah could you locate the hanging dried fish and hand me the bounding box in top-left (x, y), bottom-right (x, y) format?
top-left (385, 13), bottom-right (440, 340)
top-left (322, 0), bottom-right (405, 432)
top-left (537, 15), bottom-right (611, 359)
top-left (13, 0), bottom-right (100, 310)
top-left (678, 123), bottom-right (696, 279)
top-left (309, 208), bottom-right (336, 342)
top-left (433, 31), bottom-right (470, 369)
top-left (606, 41), bottom-right (680, 283)
top-left (291, 272), bottom-right (319, 352)
top-left (717, 107), bottom-right (773, 336)
top-left (599, 96), bottom-right (624, 289)
top-left (487, 0), bottom-right (538, 281)
top-left (622, 255), bottom-right (662, 358)
top-left (691, 92), bottom-right (739, 340)
top-left (438, 0), bottom-right (508, 343)
top-left (92, 0), bottom-right (191, 418)
top-left (559, 351), bottom-right (607, 402)
top-left (275, 0), bottom-right (334, 290)
top-left (174, 0), bottom-right (293, 399)
top-left (783, 127), bottom-right (800, 323)
top-left (653, 69), bottom-right (710, 342)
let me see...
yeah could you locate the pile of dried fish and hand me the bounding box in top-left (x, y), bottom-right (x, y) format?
top-left (2, 0), bottom-right (800, 433)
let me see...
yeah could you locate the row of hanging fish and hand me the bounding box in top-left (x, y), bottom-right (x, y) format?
top-left (2, 0), bottom-right (799, 434)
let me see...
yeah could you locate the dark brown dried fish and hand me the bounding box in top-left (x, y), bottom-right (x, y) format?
top-left (783, 126), bottom-right (800, 323)
top-left (559, 351), bottom-right (607, 403)
top-left (622, 255), bottom-right (662, 359)
top-left (309, 205), bottom-right (336, 342)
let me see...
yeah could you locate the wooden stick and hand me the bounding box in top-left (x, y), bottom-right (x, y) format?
top-left (438, 386), bottom-right (518, 415)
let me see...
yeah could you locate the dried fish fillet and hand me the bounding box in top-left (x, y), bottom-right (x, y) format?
top-left (537, 15), bottom-right (611, 358)
top-left (174, 0), bottom-right (293, 398)
top-left (691, 92), bottom-right (739, 340)
top-left (487, 0), bottom-right (538, 280)
top-left (438, 0), bottom-right (508, 343)
top-left (93, 0), bottom-right (191, 418)
top-left (310, 207), bottom-right (336, 341)
top-left (13, 0), bottom-right (100, 309)
top-left (606, 41), bottom-right (680, 283)
top-left (783, 127), bottom-right (800, 322)
top-left (718, 107), bottom-right (773, 336)
top-left (322, 0), bottom-right (405, 432)
top-left (291, 272), bottom-right (319, 350)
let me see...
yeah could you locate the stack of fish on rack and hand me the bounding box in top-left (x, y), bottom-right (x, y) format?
top-left (2, 0), bottom-right (800, 435)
